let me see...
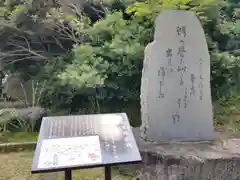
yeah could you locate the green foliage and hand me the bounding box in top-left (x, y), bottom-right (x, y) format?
top-left (126, 0), bottom-right (218, 23)
top-left (77, 12), bottom-right (146, 100)
top-left (37, 56), bottom-right (76, 109)
top-left (48, 12), bottom-right (147, 103)
top-left (36, 0), bottom-right (238, 113)
top-left (211, 52), bottom-right (240, 100)
top-left (214, 91), bottom-right (240, 132)
top-left (58, 45), bottom-right (108, 89)
top-left (54, 0), bottom-right (220, 102)
top-left (0, 0), bottom-right (239, 128)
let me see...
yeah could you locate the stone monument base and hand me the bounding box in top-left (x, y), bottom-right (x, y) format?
top-left (120, 128), bottom-right (240, 180)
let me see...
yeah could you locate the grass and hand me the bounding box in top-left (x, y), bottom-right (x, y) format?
top-left (0, 151), bottom-right (133, 180)
top-left (0, 132), bottom-right (38, 143)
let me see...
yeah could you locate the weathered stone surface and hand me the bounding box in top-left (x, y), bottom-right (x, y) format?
top-left (120, 128), bottom-right (240, 180)
top-left (140, 10), bottom-right (213, 142)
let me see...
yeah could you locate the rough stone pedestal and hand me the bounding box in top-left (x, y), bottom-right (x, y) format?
top-left (120, 128), bottom-right (240, 180)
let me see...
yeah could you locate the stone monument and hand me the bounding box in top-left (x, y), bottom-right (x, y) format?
top-left (140, 10), bottom-right (214, 142)
top-left (120, 10), bottom-right (240, 180)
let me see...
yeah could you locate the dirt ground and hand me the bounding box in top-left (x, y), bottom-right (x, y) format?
top-left (0, 151), bottom-right (133, 180)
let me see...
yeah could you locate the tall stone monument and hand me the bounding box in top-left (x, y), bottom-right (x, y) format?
top-left (140, 10), bottom-right (214, 141)
top-left (121, 10), bottom-right (240, 180)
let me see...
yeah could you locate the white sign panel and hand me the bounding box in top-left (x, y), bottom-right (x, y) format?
top-left (38, 136), bottom-right (102, 169)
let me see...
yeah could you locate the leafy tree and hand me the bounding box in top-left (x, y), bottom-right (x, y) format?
top-left (0, 0), bottom-right (239, 120)
top-left (40, 0), bottom-right (226, 113)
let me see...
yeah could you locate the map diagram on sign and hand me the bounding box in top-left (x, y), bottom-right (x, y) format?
top-left (37, 136), bottom-right (102, 169)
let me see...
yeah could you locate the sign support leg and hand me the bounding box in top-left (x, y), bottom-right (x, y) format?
top-left (104, 165), bottom-right (111, 180)
top-left (65, 170), bottom-right (72, 180)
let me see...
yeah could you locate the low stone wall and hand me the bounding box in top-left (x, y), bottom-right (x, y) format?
top-left (0, 101), bottom-right (26, 108)
top-left (0, 142), bottom-right (36, 153)
top-left (120, 128), bottom-right (240, 180)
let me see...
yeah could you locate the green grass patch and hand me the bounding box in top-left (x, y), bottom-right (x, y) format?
top-left (0, 132), bottom-right (38, 143)
top-left (0, 151), bottom-right (133, 180)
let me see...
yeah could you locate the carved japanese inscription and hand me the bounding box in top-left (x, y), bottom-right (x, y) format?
top-left (140, 10), bottom-right (213, 142)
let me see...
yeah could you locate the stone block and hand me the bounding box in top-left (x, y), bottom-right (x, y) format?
top-left (120, 128), bottom-right (240, 180)
top-left (140, 10), bottom-right (213, 141)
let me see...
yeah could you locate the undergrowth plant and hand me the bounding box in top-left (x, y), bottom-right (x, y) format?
top-left (0, 77), bottom-right (48, 132)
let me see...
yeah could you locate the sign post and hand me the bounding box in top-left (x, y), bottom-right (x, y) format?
top-left (65, 170), bottom-right (72, 180)
top-left (104, 165), bottom-right (111, 180)
top-left (31, 113), bottom-right (142, 180)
